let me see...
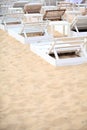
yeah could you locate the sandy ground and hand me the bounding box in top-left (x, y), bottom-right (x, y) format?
top-left (0, 29), bottom-right (87, 130)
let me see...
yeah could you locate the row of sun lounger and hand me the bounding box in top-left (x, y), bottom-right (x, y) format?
top-left (1, 11), bottom-right (87, 35)
top-left (0, 1), bottom-right (87, 66)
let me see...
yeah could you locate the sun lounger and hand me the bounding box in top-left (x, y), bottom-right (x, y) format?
top-left (44, 0), bottom-right (56, 6)
top-left (43, 9), bottom-right (66, 21)
top-left (71, 15), bottom-right (87, 36)
top-left (13, 1), bottom-right (29, 8)
top-left (1, 12), bottom-right (24, 30)
top-left (30, 36), bottom-right (87, 66)
top-left (57, 2), bottom-right (74, 10)
top-left (76, 3), bottom-right (87, 8)
top-left (8, 7), bottom-right (23, 13)
top-left (19, 21), bottom-right (49, 38)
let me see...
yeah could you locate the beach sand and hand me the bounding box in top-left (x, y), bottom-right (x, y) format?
top-left (0, 29), bottom-right (87, 130)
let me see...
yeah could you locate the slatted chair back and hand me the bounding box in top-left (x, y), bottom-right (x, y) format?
top-left (43, 9), bottom-right (66, 21)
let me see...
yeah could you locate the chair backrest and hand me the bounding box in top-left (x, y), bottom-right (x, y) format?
top-left (8, 7), bottom-right (24, 14)
top-left (13, 1), bottom-right (29, 8)
top-left (43, 9), bottom-right (66, 21)
top-left (24, 3), bottom-right (43, 13)
top-left (1, 12), bottom-right (24, 26)
top-left (71, 15), bottom-right (87, 31)
top-left (44, 0), bottom-right (56, 6)
top-left (57, 2), bottom-right (73, 10)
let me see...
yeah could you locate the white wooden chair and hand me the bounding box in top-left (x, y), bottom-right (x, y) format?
top-left (30, 36), bottom-right (87, 66)
top-left (8, 7), bottom-right (23, 13)
top-left (1, 12), bottom-right (24, 30)
top-left (1, 7), bottom-right (24, 28)
top-left (57, 1), bottom-right (74, 10)
top-left (71, 15), bottom-right (87, 36)
top-left (19, 21), bottom-right (49, 38)
top-left (13, 1), bottom-right (29, 8)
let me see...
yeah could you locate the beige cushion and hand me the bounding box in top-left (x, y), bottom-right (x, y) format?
top-left (24, 3), bottom-right (42, 13)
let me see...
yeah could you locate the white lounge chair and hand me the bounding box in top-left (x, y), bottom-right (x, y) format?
top-left (13, 1), bottom-right (29, 8)
top-left (44, 0), bottom-right (56, 6)
top-left (19, 21), bottom-right (49, 38)
top-left (57, 1), bottom-right (74, 10)
top-left (30, 36), bottom-right (87, 66)
top-left (71, 15), bottom-right (87, 36)
top-left (1, 12), bottom-right (24, 30)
